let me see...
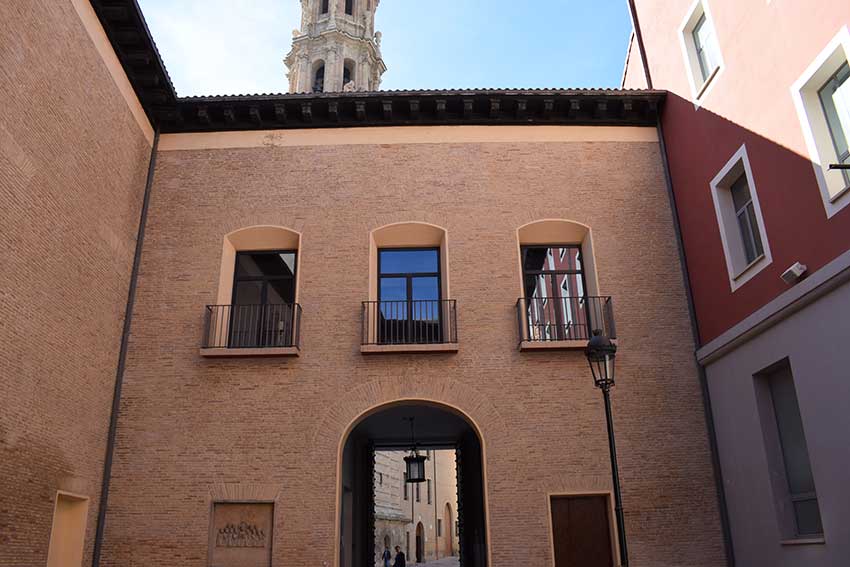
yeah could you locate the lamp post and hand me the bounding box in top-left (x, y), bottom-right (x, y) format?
top-left (585, 329), bottom-right (629, 567)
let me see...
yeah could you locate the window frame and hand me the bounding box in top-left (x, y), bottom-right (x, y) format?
top-left (520, 244), bottom-right (590, 341)
top-left (709, 144), bottom-right (772, 291)
top-left (791, 26), bottom-right (850, 217)
top-left (678, 0), bottom-right (724, 107)
top-left (377, 246), bottom-right (443, 344)
top-left (403, 472), bottom-right (409, 501)
top-left (231, 250), bottom-right (298, 307)
top-left (754, 358), bottom-right (824, 541)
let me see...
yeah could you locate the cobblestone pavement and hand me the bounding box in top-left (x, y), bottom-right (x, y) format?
top-left (417, 557), bottom-right (460, 567)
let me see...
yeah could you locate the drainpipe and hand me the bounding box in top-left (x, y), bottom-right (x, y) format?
top-left (656, 118), bottom-right (735, 566)
top-left (626, 0), bottom-right (653, 88)
top-left (91, 128), bottom-right (160, 567)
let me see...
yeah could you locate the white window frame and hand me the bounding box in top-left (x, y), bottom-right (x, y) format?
top-left (678, 0), bottom-right (724, 108)
top-left (791, 26), bottom-right (850, 218)
top-left (710, 144), bottom-right (772, 291)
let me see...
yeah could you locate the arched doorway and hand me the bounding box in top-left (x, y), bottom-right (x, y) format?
top-left (443, 503), bottom-right (454, 556)
top-left (415, 522), bottom-right (424, 563)
top-left (338, 401), bottom-right (488, 567)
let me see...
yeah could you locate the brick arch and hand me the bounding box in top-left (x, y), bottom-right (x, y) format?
top-left (318, 387), bottom-right (500, 567)
top-left (308, 379), bottom-right (506, 459)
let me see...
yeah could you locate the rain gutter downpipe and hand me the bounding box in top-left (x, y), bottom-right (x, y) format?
top-left (91, 128), bottom-right (160, 567)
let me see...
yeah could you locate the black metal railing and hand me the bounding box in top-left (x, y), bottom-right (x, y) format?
top-left (516, 296), bottom-right (615, 343)
top-left (203, 304), bottom-right (302, 349)
top-left (362, 299), bottom-right (458, 345)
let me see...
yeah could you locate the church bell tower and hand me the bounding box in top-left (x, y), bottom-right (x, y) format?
top-left (285, 0), bottom-right (387, 93)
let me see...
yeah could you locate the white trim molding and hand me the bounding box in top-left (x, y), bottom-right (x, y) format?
top-left (709, 144), bottom-right (773, 291)
top-left (678, 0), bottom-right (725, 109)
top-left (790, 26), bottom-right (850, 218)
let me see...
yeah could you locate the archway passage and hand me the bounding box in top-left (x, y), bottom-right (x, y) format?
top-left (339, 402), bottom-right (487, 567)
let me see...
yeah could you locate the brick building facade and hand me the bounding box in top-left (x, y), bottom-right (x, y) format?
top-left (0, 2), bottom-right (740, 567)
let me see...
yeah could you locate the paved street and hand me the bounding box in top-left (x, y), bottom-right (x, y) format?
top-left (417, 558), bottom-right (460, 567)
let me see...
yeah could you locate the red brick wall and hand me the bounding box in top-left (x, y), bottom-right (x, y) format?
top-left (102, 134), bottom-right (726, 566)
top-left (0, 1), bottom-right (151, 564)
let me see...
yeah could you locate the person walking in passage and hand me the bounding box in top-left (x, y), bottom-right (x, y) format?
top-left (393, 545), bottom-right (406, 567)
top-left (381, 543), bottom-right (392, 567)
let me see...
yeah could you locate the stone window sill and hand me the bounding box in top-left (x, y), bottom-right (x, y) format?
top-left (360, 343), bottom-right (459, 355)
top-left (200, 347), bottom-right (300, 358)
top-left (696, 65), bottom-right (720, 100)
top-left (780, 537), bottom-right (825, 546)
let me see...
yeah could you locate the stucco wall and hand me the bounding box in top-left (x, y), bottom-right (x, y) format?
top-left (100, 126), bottom-right (726, 567)
top-left (705, 280), bottom-right (850, 567)
top-left (0, 0), bottom-right (151, 564)
top-left (632, 0), bottom-right (850, 343)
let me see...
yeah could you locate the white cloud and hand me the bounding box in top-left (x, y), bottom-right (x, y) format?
top-left (139, 0), bottom-right (301, 96)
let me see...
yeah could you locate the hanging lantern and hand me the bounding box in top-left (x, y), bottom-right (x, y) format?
top-left (404, 450), bottom-right (427, 483)
top-left (403, 417), bottom-right (427, 483)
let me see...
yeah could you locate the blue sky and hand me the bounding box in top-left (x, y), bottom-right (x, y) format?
top-left (137, 0), bottom-right (633, 97)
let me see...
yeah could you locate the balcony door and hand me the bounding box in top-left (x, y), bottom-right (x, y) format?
top-left (229, 251), bottom-right (297, 348)
top-left (378, 248), bottom-right (441, 344)
top-left (521, 245), bottom-right (589, 340)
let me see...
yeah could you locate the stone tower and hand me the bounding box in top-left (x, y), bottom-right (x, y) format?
top-left (285, 0), bottom-right (387, 93)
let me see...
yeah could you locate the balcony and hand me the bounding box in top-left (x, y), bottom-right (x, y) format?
top-left (200, 303), bottom-right (302, 358)
top-left (361, 299), bottom-right (458, 354)
top-left (516, 296), bottom-right (615, 351)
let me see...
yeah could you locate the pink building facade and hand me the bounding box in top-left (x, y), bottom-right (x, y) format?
top-left (625, 1), bottom-right (850, 565)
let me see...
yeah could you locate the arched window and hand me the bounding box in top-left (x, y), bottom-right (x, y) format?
top-left (516, 220), bottom-right (610, 346)
top-left (320, 0), bottom-right (329, 14)
top-left (203, 226), bottom-right (302, 353)
top-left (313, 64), bottom-right (325, 93)
top-left (363, 222), bottom-right (456, 348)
top-left (345, 0), bottom-right (354, 15)
top-left (343, 60), bottom-right (355, 88)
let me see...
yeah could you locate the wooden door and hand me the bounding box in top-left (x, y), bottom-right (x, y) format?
top-left (550, 495), bottom-right (614, 567)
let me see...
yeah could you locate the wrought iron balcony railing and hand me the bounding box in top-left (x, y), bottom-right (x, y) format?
top-left (516, 296), bottom-right (615, 343)
top-left (203, 303), bottom-right (302, 349)
top-left (362, 299), bottom-right (458, 346)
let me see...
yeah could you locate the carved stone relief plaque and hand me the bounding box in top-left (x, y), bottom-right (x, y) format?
top-left (210, 502), bottom-right (273, 567)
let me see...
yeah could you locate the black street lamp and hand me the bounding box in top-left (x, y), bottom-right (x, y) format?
top-left (585, 329), bottom-right (629, 567)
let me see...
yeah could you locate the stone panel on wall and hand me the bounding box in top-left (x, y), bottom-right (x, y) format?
top-left (210, 503), bottom-right (274, 567)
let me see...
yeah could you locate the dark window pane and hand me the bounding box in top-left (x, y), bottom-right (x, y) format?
top-left (730, 174), bottom-right (751, 211)
top-left (769, 368), bottom-right (816, 495)
top-left (379, 249), bottom-right (438, 274)
top-left (235, 252), bottom-right (296, 279)
top-left (267, 279), bottom-right (295, 304)
top-left (522, 247), bottom-right (550, 272)
top-left (793, 499), bottom-right (823, 536)
top-left (233, 281), bottom-right (263, 305)
top-left (737, 211), bottom-right (757, 264)
top-left (746, 206), bottom-right (765, 258)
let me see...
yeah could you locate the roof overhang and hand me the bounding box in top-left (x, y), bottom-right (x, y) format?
top-left (89, 0), bottom-right (666, 133)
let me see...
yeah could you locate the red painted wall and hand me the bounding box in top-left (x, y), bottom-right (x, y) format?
top-left (631, 0), bottom-right (850, 343)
